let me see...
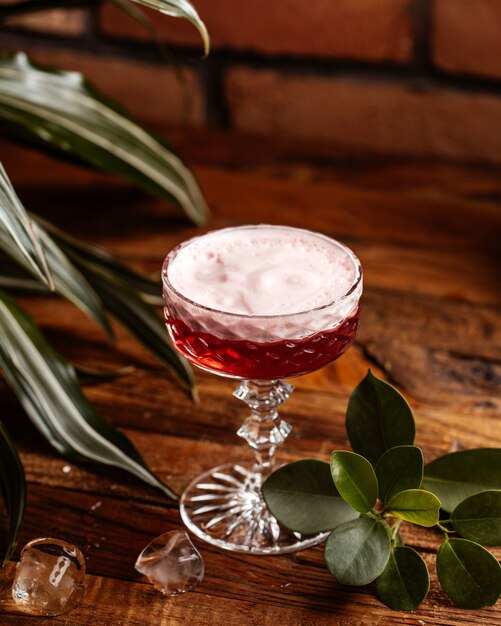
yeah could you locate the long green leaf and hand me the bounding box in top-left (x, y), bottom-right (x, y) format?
top-left (0, 222), bottom-right (193, 396)
top-left (0, 0), bottom-right (208, 55)
top-left (35, 215), bottom-right (162, 303)
top-left (0, 421), bottom-right (26, 565)
top-left (0, 162), bottom-right (51, 288)
top-left (59, 250), bottom-right (195, 398)
top-left (1, 225), bottom-right (111, 336)
top-left (86, 267), bottom-right (195, 398)
top-left (0, 288), bottom-right (177, 500)
top-left (0, 252), bottom-right (47, 292)
top-left (130, 0), bottom-right (209, 55)
top-left (36, 207), bottom-right (188, 390)
top-left (0, 52), bottom-right (209, 225)
top-left (40, 230), bottom-right (113, 335)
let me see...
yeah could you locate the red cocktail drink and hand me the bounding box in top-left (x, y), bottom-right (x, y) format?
top-left (162, 225), bottom-right (362, 555)
top-left (166, 311), bottom-right (359, 379)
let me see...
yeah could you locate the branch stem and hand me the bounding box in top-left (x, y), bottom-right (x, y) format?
top-left (391, 518), bottom-right (403, 538)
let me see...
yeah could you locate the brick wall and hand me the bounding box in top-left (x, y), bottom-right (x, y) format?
top-left (3, 0), bottom-right (501, 165)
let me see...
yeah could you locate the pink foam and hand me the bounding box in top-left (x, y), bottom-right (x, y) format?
top-left (166, 225), bottom-right (358, 316)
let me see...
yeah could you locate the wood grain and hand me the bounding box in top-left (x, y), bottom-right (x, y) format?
top-left (0, 131), bottom-right (500, 625)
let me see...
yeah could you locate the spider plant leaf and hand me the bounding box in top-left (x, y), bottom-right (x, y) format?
top-left (36, 230), bottom-right (113, 336)
top-left (110, 0), bottom-right (177, 68)
top-left (0, 52), bottom-right (209, 225)
top-left (0, 162), bottom-right (52, 288)
top-left (0, 288), bottom-right (178, 500)
top-left (0, 0), bottom-right (208, 55)
top-left (0, 253), bottom-right (46, 292)
top-left (73, 363), bottom-right (136, 380)
top-left (73, 257), bottom-right (196, 399)
top-left (35, 215), bottom-right (162, 304)
top-left (0, 421), bottom-right (26, 565)
top-left (129, 0), bottom-right (209, 55)
top-left (32, 219), bottom-right (194, 395)
top-left (0, 233), bottom-right (112, 338)
top-left (0, 230), bottom-right (193, 396)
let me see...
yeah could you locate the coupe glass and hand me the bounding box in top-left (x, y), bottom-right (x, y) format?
top-left (162, 225), bottom-right (362, 554)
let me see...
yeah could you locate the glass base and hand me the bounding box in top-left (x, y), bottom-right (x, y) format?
top-left (179, 462), bottom-right (328, 555)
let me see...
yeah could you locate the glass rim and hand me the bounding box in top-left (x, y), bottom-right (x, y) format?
top-left (161, 225), bottom-right (363, 321)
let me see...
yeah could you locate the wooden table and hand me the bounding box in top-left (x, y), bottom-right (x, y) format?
top-left (1, 129), bottom-right (500, 625)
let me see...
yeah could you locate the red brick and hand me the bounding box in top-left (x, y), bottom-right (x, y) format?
top-left (14, 48), bottom-right (204, 126)
top-left (6, 8), bottom-right (87, 36)
top-left (433, 0), bottom-right (501, 80)
top-left (225, 66), bottom-right (501, 165)
top-left (100, 0), bottom-right (413, 62)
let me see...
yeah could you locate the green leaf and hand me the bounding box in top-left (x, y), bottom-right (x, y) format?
top-left (324, 517), bottom-right (391, 586)
top-left (386, 489), bottom-right (440, 527)
top-left (262, 460), bottom-right (358, 535)
top-left (0, 213), bottom-right (112, 336)
top-left (346, 369), bottom-right (415, 465)
top-left (0, 52), bottom-right (209, 226)
top-left (72, 256), bottom-right (195, 399)
top-left (0, 162), bottom-right (51, 288)
top-left (330, 451), bottom-right (378, 513)
top-left (0, 422), bottom-right (26, 565)
top-left (0, 288), bottom-right (177, 500)
top-left (129, 0), bottom-right (209, 56)
top-left (376, 546), bottom-right (429, 611)
top-left (423, 448), bottom-right (501, 513)
top-left (36, 215), bottom-right (162, 303)
top-left (437, 538), bottom-right (501, 609)
top-left (36, 228), bottom-right (112, 336)
top-left (375, 445), bottom-right (423, 505)
top-left (450, 490), bottom-right (501, 546)
top-left (73, 363), bottom-right (135, 380)
top-left (0, 217), bottom-right (194, 397)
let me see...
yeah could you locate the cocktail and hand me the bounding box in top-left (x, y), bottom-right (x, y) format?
top-left (162, 225), bottom-right (362, 554)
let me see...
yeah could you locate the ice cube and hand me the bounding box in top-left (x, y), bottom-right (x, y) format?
top-left (135, 530), bottom-right (204, 595)
top-left (12, 538), bottom-right (85, 616)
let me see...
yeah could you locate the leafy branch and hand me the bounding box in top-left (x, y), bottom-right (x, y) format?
top-left (0, 0), bottom-right (209, 564)
top-left (263, 370), bottom-right (501, 611)
top-left (0, 162), bottom-right (187, 563)
top-left (0, 52), bottom-right (209, 226)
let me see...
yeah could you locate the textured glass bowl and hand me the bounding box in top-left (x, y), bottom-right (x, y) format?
top-left (162, 225), bottom-right (362, 554)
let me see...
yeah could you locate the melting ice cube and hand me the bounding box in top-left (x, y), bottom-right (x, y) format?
top-left (135, 530), bottom-right (204, 595)
top-left (12, 538), bottom-right (85, 616)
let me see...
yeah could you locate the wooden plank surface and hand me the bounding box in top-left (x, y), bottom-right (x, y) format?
top-left (1, 129), bottom-right (500, 625)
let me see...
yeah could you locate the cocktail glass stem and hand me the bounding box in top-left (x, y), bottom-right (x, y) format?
top-left (234, 380), bottom-right (293, 477)
top-left (179, 378), bottom-right (328, 554)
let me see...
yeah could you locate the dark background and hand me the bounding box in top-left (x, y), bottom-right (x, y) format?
top-left (3, 0), bottom-right (501, 166)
